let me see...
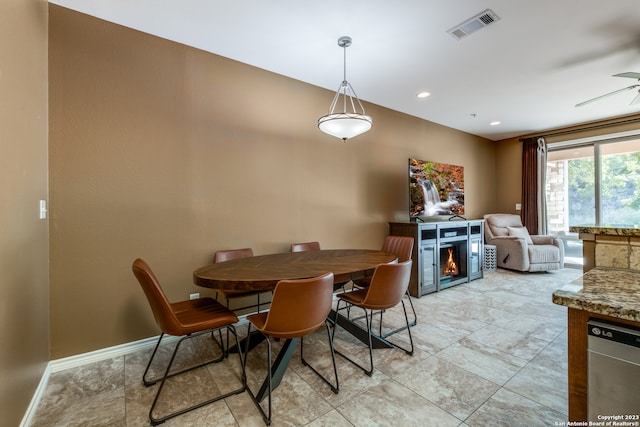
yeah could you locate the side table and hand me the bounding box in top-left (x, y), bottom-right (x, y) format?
top-left (484, 244), bottom-right (497, 271)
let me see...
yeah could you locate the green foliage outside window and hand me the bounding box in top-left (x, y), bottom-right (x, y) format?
top-left (567, 152), bottom-right (640, 226)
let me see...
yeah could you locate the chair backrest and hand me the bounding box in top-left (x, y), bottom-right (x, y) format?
top-left (290, 241), bottom-right (321, 253)
top-left (260, 272), bottom-right (334, 338)
top-left (132, 258), bottom-right (181, 336)
top-left (484, 214), bottom-right (525, 240)
top-left (361, 260), bottom-right (412, 310)
top-left (381, 236), bottom-right (414, 262)
top-left (213, 248), bottom-right (254, 263)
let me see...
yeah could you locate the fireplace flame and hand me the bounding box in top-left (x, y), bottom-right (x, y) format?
top-left (443, 247), bottom-right (458, 276)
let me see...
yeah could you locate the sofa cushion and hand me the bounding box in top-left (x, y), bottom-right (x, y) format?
top-left (528, 245), bottom-right (560, 263)
top-left (507, 226), bottom-right (533, 245)
top-left (485, 214), bottom-right (525, 238)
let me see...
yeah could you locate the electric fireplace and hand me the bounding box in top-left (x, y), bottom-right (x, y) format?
top-left (439, 241), bottom-right (468, 289)
top-left (389, 220), bottom-right (484, 297)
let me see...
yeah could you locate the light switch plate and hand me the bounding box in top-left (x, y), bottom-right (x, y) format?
top-left (39, 200), bottom-right (47, 219)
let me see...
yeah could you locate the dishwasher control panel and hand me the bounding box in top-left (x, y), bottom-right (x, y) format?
top-left (588, 320), bottom-right (640, 349)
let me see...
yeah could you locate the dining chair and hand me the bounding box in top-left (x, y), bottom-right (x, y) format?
top-left (214, 248), bottom-right (266, 313)
top-left (289, 241), bottom-right (321, 252)
top-left (332, 260), bottom-right (414, 376)
top-left (244, 272), bottom-right (339, 426)
top-left (132, 258), bottom-right (246, 426)
top-left (353, 235), bottom-right (417, 331)
top-left (290, 241), bottom-right (352, 296)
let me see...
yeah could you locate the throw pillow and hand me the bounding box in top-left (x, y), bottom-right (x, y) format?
top-left (507, 226), bottom-right (534, 245)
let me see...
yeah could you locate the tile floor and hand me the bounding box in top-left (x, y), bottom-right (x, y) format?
top-left (30, 267), bottom-right (583, 426)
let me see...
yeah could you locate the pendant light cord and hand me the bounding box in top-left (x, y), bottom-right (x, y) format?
top-left (342, 44), bottom-right (348, 111)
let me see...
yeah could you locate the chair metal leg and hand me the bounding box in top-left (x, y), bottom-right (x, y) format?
top-left (300, 321), bottom-right (340, 393)
top-left (245, 325), bottom-right (273, 426)
top-left (380, 290), bottom-right (417, 339)
top-left (246, 323), bottom-right (338, 426)
top-left (220, 329), bottom-right (227, 356)
top-left (332, 299), bottom-right (414, 378)
top-left (143, 331), bottom-right (225, 387)
top-left (242, 323), bottom-right (252, 369)
top-left (331, 300), bottom-right (374, 376)
top-left (406, 290), bottom-right (418, 326)
top-left (142, 333), bottom-right (165, 387)
top-left (146, 326), bottom-right (246, 426)
top-left (383, 300), bottom-right (414, 356)
top-left (365, 309), bottom-right (374, 376)
top-left (403, 300), bottom-right (415, 355)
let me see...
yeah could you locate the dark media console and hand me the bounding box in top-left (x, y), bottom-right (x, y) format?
top-left (389, 220), bottom-right (484, 297)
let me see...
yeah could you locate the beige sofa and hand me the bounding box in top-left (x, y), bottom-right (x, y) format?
top-left (484, 214), bottom-right (564, 272)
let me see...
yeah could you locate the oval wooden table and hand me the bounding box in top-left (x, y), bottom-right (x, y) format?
top-left (193, 249), bottom-right (397, 402)
top-left (193, 249), bottom-right (397, 292)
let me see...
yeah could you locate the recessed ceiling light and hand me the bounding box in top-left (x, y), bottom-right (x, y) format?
top-left (416, 91), bottom-right (431, 99)
top-left (490, 121), bottom-right (501, 126)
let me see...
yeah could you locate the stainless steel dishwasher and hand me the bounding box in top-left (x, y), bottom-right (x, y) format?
top-left (587, 319), bottom-right (640, 420)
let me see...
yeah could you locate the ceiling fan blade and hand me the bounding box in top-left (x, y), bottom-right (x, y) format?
top-left (575, 84), bottom-right (640, 107)
top-left (630, 90), bottom-right (640, 105)
top-left (614, 72), bottom-right (640, 80)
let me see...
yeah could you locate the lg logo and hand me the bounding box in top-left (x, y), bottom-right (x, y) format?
top-left (592, 327), bottom-right (613, 338)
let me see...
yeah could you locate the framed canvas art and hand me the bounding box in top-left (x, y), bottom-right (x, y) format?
top-left (409, 158), bottom-right (464, 218)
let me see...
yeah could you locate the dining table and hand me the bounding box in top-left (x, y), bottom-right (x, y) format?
top-left (193, 248), bottom-right (397, 292)
top-left (193, 248), bottom-right (397, 401)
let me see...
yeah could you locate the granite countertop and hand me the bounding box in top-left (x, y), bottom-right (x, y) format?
top-left (569, 224), bottom-right (640, 237)
top-left (552, 267), bottom-right (640, 322)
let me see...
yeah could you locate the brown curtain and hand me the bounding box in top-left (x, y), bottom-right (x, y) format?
top-left (521, 137), bottom-right (540, 234)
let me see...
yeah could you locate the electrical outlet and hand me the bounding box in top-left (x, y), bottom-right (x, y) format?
top-left (189, 292), bottom-right (200, 300)
top-left (515, 203), bottom-right (522, 211)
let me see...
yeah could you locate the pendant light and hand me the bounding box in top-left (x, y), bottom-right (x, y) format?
top-left (318, 36), bottom-right (372, 142)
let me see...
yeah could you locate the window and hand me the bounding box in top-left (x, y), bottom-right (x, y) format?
top-left (547, 145), bottom-right (595, 233)
top-left (600, 141), bottom-right (640, 225)
top-left (546, 135), bottom-right (640, 266)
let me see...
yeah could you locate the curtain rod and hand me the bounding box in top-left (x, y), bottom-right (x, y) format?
top-left (519, 116), bottom-right (640, 141)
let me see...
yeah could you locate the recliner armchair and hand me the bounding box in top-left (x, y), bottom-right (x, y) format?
top-left (484, 214), bottom-right (564, 272)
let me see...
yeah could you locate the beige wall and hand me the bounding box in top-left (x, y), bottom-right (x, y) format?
top-left (494, 114), bottom-right (640, 216)
top-left (48, 6), bottom-right (496, 358)
top-left (493, 137), bottom-right (523, 215)
top-left (0, 0), bottom-right (50, 424)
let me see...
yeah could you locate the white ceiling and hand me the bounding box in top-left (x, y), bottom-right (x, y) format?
top-left (49, 0), bottom-right (640, 141)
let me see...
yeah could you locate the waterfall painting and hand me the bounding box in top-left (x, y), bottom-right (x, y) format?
top-left (409, 158), bottom-right (464, 218)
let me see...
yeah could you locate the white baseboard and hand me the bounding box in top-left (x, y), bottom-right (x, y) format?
top-left (20, 363), bottom-right (51, 427)
top-left (50, 335), bottom-right (167, 373)
top-left (20, 334), bottom-right (166, 426)
top-left (21, 317), bottom-right (250, 427)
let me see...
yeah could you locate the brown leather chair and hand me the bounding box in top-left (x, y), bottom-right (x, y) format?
top-left (353, 236), bottom-right (413, 285)
top-left (214, 248), bottom-right (266, 313)
top-left (291, 241), bottom-right (353, 295)
top-left (132, 258), bottom-right (246, 426)
top-left (214, 247), bottom-right (254, 262)
top-left (290, 241), bottom-right (321, 252)
top-left (245, 272), bottom-right (338, 425)
top-left (332, 260), bottom-right (414, 376)
top-left (353, 236), bottom-right (417, 331)
top-left (382, 235), bottom-right (414, 263)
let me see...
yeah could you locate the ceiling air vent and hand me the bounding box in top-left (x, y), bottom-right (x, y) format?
top-left (447, 9), bottom-right (500, 40)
